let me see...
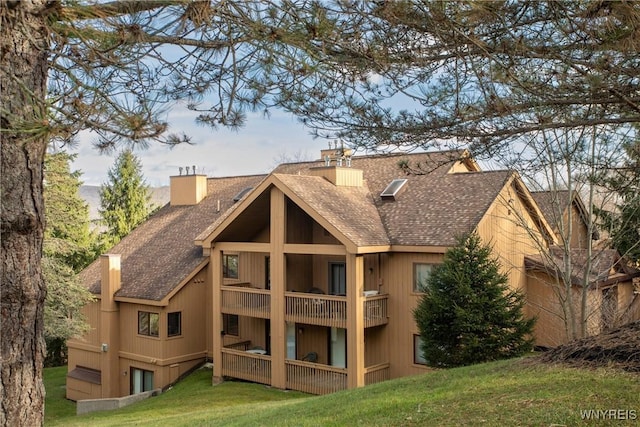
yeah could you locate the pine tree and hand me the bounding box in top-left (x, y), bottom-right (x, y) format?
top-left (596, 142), bottom-right (640, 265)
top-left (414, 232), bottom-right (535, 368)
top-left (99, 149), bottom-right (153, 247)
top-left (43, 151), bottom-right (96, 366)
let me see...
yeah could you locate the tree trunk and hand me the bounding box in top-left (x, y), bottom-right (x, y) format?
top-left (1, 1), bottom-right (49, 425)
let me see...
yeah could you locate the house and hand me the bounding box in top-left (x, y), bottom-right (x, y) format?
top-left (66, 173), bottom-right (267, 400)
top-left (524, 190), bottom-right (640, 348)
top-left (67, 148), bottom-right (639, 399)
top-left (530, 190), bottom-right (598, 249)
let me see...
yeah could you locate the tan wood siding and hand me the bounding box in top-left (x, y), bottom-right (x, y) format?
top-left (119, 303), bottom-right (163, 358)
top-left (477, 182), bottom-right (544, 294)
top-left (161, 271), bottom-right (208, 361)
top-left (286, 198), bottom-right (313, 244)
top-left (68, 300), bottom-right (100, 347)
top-left (295, 324), bottom-right (328, 364)
top-left (382, 252), bottom-right (441, 378)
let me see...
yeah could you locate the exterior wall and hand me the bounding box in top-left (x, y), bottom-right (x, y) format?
top-left (525, 270), bottom-right (635, 347)
top-left (565, 204), bottom-right (590, 249)
top-left (67, 300), bottom-right (102, 400)
top-left (67, 377), bottom-right (102, 401)
top-left (476, 182), bottom-right (544, 296)
top-left (68, 271), bottom-right (208, 399)
top-left (381, 252), bottom-right (443, 378)
top-left (618, 279), bottom-right (640, 325)
top-left (526, 271), bottom-right (569, 348)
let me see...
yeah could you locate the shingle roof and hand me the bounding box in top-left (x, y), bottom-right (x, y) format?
top-left (530, 190), bottom-right (572, 227)
top-left (274, 151), bottom-right (513, 246)
top-left (525, 246), bottom-right (639, 286)
top-left (273, 174), bottom-right (389, 247)
top-left (81, 174), bottom-right (266, 300)
top-left (83, 150), bottom-right (522, 301)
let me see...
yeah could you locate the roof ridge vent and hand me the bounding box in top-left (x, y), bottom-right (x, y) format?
top-left (380, 178), bottom-right (408, 199)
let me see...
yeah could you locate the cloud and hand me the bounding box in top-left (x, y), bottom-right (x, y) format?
top-left (71, 112), bottom-right (326, 186)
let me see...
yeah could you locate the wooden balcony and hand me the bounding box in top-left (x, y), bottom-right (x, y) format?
top-left (364, 363), bottom-right (390, 386)
top-left (285, 360), bottom-right (347, 395)
top-left (285, 293), bottom-right (347, 328)
top-left (221, 287), bottom-right (388, 328)
top-left (221, 348), bottom-right (271, 385)
top-left (221, 285), bottom-right (270, 318)
top-left (363, 295), bottom-right (389, 327)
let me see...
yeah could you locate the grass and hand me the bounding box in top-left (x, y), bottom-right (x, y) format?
top-left (45, 358), bottom-right (640, 426)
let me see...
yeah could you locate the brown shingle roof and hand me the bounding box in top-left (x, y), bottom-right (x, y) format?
top-left (525, 246), bottom-right (639, 286)
top-left (81, 174), bottom-right (266, 300)
top-left (273, 174), bottom-right (389, 247)
top-left (274, 151), bottom-right (513, 246)
top-left (530, 190), bottom-right (572, 227)
top-left (84, 150), bottom-right (523, 302)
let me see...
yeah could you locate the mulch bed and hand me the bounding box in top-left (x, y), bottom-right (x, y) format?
top-left (537, 320), bottom-right (640, 372)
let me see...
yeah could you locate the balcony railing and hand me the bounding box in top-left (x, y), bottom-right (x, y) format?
top-left (363, 295), bottom-right (388, 327)
top-left (285, 293), bottom-right (347, 328)
top-left (221, 287), bottom-right (388, 328)
top-left (221, 348), bottom-right (271, 385)
top-left (364, 363), bottom-right (390, 386)
top-left (221, 286), bottom-right (270, 318)
top-left (285, 360), bottom-right (347, 395)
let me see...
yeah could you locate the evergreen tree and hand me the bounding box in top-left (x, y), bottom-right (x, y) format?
top-left (596, 142), bottom-right (640, 265)
top-left (414, 233), bottom-right (535, 368)
top-left (43, 151), bottom-right (96, 366)
top-left (99, 149), bottom-right (153, 247)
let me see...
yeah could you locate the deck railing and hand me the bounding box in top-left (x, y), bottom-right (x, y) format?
top-left (285, 360), bottom-right (348, 395)
top-left (285, 293), bottom-right (347, 328)
top-left (221, 287), bottom-right (387, 328)
top-left (364, 363), bottom-right (390, 386)
top-left (363, 295), bottom-right (388, 327)
top-left (221, 348), bottom-right (271, 385)
top-left (221, 286), bottom-right (270, 318)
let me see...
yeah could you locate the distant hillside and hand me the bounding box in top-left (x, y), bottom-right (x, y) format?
top-left (79, 185), bottom-right (170, 222)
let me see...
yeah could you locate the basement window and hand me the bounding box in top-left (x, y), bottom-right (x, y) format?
top-left (380, 179), bottom-right (408, 199)
top-left (413, 335), bottom-right (427, 365)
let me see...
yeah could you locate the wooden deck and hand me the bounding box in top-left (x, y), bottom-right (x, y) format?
top-left (221, 348), bottom-right (271, 385)
top-left (285, 359), bottom-right (348, 395)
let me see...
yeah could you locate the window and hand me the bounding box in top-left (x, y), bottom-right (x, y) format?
top-left (223, 254), bottom-right (238, 279)
top-left (168, 312), bottom-right (182, 337)
top-left (131, 368), bottom-right (154, 394)
top-left (414, 263), bottom-right (434, 292)
top-left (380, 179), bottom-right (408, 199)
top-left (414, 335), bottom-right (427, 365)
top-left (232, 187), bottom-right (253, 202)
top-left (223, 314), bottom-right (239, 336)
top-left (138, 311), bottom-right (159, 337)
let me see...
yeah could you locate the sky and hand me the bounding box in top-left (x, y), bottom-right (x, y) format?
top-left (71, 107), bottom-right (330, 187)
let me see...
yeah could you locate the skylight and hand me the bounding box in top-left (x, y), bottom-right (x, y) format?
top-left (380, 179), bottom-right (408, 199)
top-left (232, 187), bottom-right (253, 203)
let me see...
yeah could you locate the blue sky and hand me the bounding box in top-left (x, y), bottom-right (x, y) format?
top-left (71, 108), bottom-right (329, 187)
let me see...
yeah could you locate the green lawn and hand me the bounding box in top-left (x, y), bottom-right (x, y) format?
top-left (45, 359), bottom-right (640, 426)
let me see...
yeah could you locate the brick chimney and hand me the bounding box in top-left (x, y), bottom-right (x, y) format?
top-left (170, 166), bottom-right (208, 206)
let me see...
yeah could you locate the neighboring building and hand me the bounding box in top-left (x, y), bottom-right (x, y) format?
top-left (67, 149), bottom-right (640, 400)
top-left (530, 190), bottom-right (599, 249)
